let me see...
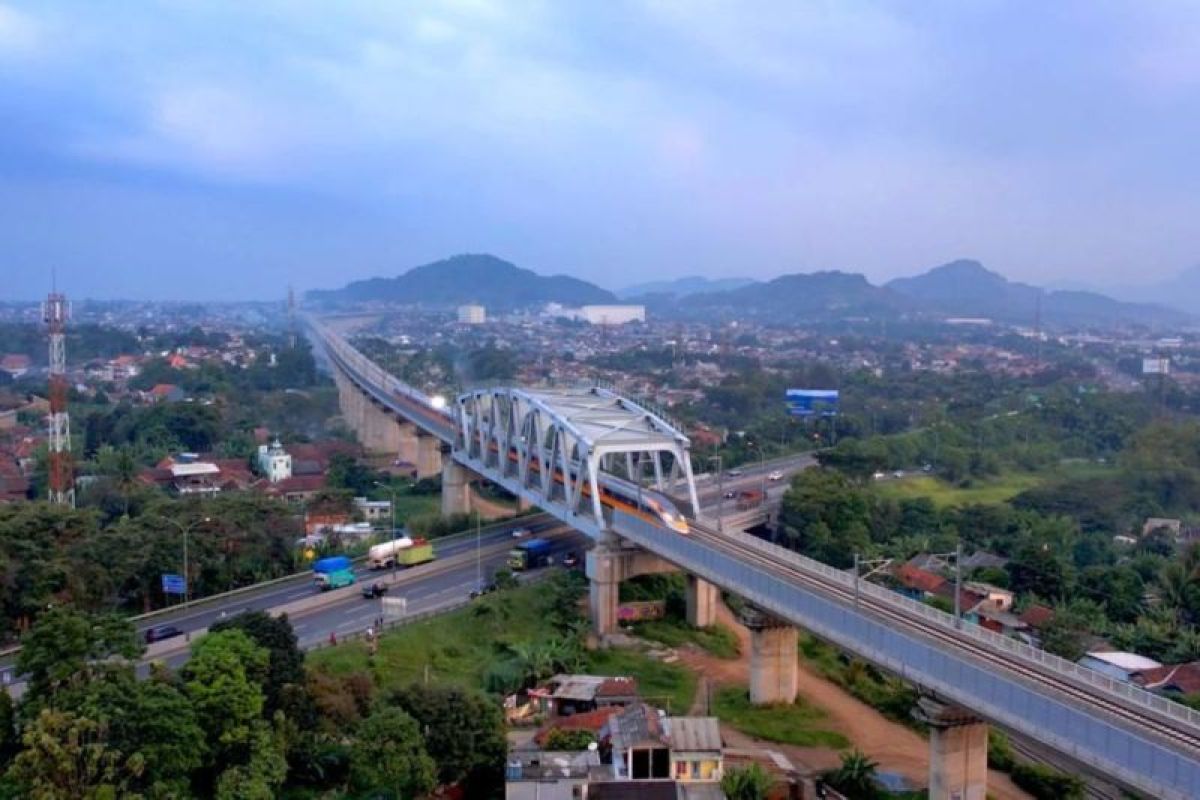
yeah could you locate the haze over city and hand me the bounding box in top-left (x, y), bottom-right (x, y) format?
top-left (2, 1), bottom-right (1200, 300)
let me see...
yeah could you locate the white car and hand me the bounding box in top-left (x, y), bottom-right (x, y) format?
top-left (511, 527), bottom-right (530, 539)
top-left (767, 471), bottom-right (784, 481)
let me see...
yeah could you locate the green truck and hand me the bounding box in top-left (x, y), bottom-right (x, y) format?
top-left (313, 556), bottom-right (355, 590)
top-left (395, 538), bottom-right (435, 567)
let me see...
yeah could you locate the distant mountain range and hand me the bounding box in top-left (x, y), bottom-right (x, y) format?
top-left (306, 254), bottom-right (616, 309)
top-left (886, 260), bottom-right (1190, 327)
top-left (616, 276), bottom-right (757, 299)
top-left (306, 253), bottom-right (1191, 329)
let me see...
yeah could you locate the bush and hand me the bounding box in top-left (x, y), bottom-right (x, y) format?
top-left (987, 730), bottom-right (1015, 771)
top-left (543, 728), bottom-right (595, 751)
top-left (1011, 762), bottom-right (1085, 800)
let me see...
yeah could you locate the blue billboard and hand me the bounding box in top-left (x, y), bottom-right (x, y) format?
top-left (786, 389), bottom-right (839, 417)
top-left (161, 573), bottom-right (186, 595)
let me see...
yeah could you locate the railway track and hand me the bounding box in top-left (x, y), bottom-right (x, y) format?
top-left (683, 522), bottom-right (1200, 766)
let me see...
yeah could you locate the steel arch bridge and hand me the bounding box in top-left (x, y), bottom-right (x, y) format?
top-left (454, 386), bottom-right (700, 536)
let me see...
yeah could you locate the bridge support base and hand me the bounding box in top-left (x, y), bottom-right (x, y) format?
top-left (914, 697), bottom-right (988, 800)
top-left (588, 535), bottom-right (622, 637)
top-left (686, 575), bottom-right (718, 628)
top-left (441, 459), bottom-right (472, 518)
top-left (742, 606), bottom-right (797, 705)
top-left (416, 434), bottom-right (442, 479)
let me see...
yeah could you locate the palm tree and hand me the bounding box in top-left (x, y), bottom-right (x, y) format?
top-left (829, 749), bottom-right (880, 798)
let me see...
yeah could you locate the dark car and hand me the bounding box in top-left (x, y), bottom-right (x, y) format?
top-left (562, 552), bottom-right (580, 568)
top-left (470, 582), bottom-right (498, 599)
top-left (361, 582), bottom-right (388, 599)
top-left (144, 624), bottom-right (184, 644)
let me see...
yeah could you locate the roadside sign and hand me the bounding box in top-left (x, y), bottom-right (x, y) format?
top-left (382, 596), bottom-right (407, 620)
top-left (161, 574), bottom-right (186, 595)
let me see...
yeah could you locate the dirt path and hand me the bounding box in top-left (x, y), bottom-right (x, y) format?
top-left (673, 602), bottom-right (1031, 800)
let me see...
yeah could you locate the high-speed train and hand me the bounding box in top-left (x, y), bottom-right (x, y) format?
top-left (481, 438), bottom-right (691, 534)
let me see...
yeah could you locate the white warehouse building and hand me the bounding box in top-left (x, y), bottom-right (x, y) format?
top-left (457, 304), bottom-right (486, 324)
top-left (579, 305), bottom-right (645, 325)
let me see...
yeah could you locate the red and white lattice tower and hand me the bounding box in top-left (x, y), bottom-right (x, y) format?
top-left (43, 290), bottom-right (74, 507)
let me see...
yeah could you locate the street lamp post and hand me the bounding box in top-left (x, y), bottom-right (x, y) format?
top-left (163, 515), bottom-right (210, 604)
top-left (710, 455), bottom-right (723, 532)
top-left (375, 480), bottom-right (398, 579)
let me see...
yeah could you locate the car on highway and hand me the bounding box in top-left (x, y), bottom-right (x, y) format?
top-left (768, 470), bottom-right (784, 481)
top-left (562, 552), bottom-right (580, 568)
top-left (723, 490), bottom-right (737, 499)
top-left (727, 469), bottom-right (743, 477)
top-left (511, 527), bottom-right (531, 539)
top-left (469, 582), bottom-right (497, 599)
top-left (361, 582), bottom-right (388, 599)
top-left (144, 624), bottom-right (184, 644)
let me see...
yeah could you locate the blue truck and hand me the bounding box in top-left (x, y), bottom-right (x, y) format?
top-left (507, 538), bottom-right (552, 571)
top-left (313, 555), bottom-right (355, 590)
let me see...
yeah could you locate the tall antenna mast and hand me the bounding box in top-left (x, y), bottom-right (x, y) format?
top-left (43, 287), bottom-right (74, 507)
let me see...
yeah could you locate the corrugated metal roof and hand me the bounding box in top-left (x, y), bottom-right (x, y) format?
top-left (666, 717), bottom-right (721, 752)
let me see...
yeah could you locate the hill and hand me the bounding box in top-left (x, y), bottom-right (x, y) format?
top-left (305, 254), bottom-right (616, 309)
top-left (688, 270), bottom-right (909, 319)
top-left (887, 260), bottom-right (1189, 327)
top-left (617, 276), bottom-right (757, 299)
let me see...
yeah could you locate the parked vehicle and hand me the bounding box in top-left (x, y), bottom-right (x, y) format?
top-left (368, 536), bottom-right (414, 569)
top-left (144, 624), bottom-right (184, 644)
top-left (361, 581), bottom-right (388, 599)
top-left (507, 538), bottom-right (552, 571)
top-left (313, 555), bottom-right (356, 591)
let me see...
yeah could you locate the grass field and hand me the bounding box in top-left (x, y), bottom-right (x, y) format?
top-left (585, 648), bottom-right (696, 716)
top-left (711, 685), bottom-right (849, 748)
top-left (630, 618), bottom-right (741, 660)
top-left (307, 577), bottom-right (697, 714)
top-left (872, 461), bottom-right (1115, 508)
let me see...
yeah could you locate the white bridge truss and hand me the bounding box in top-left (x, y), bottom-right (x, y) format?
top-left (454, 386), bottom-right (699, 536)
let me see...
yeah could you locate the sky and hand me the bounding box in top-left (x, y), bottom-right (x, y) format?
top-left (1, 1), bottom-right (1198, 301)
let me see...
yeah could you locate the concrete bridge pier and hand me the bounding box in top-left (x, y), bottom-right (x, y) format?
top-left (741, 605), bottom-right (798, 705)
top-left (686, 575), bottom-right (718, 628)
top-left (914, 696), bottom-right (988, 800)
top-left (416, 433), bottom-right (442, 478)
top-left (588, 534), bottom-right (622, 637)
top-left (441, 458), bottom-right (473, 518)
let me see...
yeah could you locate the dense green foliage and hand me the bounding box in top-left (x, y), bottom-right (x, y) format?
top-left (720, 762), bottom-right (773, 800)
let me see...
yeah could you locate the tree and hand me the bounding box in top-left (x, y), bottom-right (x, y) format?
top-left (6, 709), bottom-right (143, 800)
top-left (720, 763), bottom-right (773, 800)
top-left (387, 683), bottom-right (507, 793)
top-left (17, 608), bottom-right (142, 709)
top-left (543, 728), bottom-right (595, 751)
top-left (213, 720), bottom-right (288, 800)
top-left (71, 668), bottom-right (206, 796)
top-left (777, 469), bottom-right (872, 567)
top-left (210, 611), bottom-right (307, 718)
top-left (349, 707), bottom-right (436, 799)
top-left (182, 629), bottom-right (269, 760)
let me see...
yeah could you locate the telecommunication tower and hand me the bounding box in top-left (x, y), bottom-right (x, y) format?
top-left (43, 290), bottom-right (74, 507)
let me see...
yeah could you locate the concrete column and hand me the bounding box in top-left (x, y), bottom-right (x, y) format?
top-left (587, 535), bottom-right (623, 637)
top-left (441, 459), bottom-right (472, 517)
top-left (914, 697), bottom-right (988, 800)
top-left (517, 496), bottom-right (534, 512)
top-left (395, 421), bottom-right (420, 468)
top-left (686, 575), bottom-right (718, 628)
top-left (741, 606), bottom-right (797, 705)
top-left (415, 434), bottom-right (442, 479)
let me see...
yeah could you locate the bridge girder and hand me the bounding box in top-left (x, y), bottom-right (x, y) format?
top-left (454, 386), bottom-right (699, 534)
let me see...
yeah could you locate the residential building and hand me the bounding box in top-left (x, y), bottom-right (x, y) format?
top-left (604, 705), bottom-right (722, 783)
top-left (505, 750), bottom-right (602, 800)
top-left (0, 354), bottom-right (31, 379)
top-left (458, 304), bottom-right (486, 324)
top-left (529, 674), bottom-right (640, 717)
top-left (353, 496), bottom-right (392, 525)
top-left (257, 439), bottom-right (293, 483)
top-left (1079, 651), bottom-right (1162, 683)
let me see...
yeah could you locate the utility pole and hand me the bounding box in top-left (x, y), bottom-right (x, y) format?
top-left (475, 509), bottom-right (482, 591)
top-left (43, 287), bottom-right (73, 507)
top-left (711, 455), bottom-right (724, 533)
top-left (953, 543), bottom-right (963, 628)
